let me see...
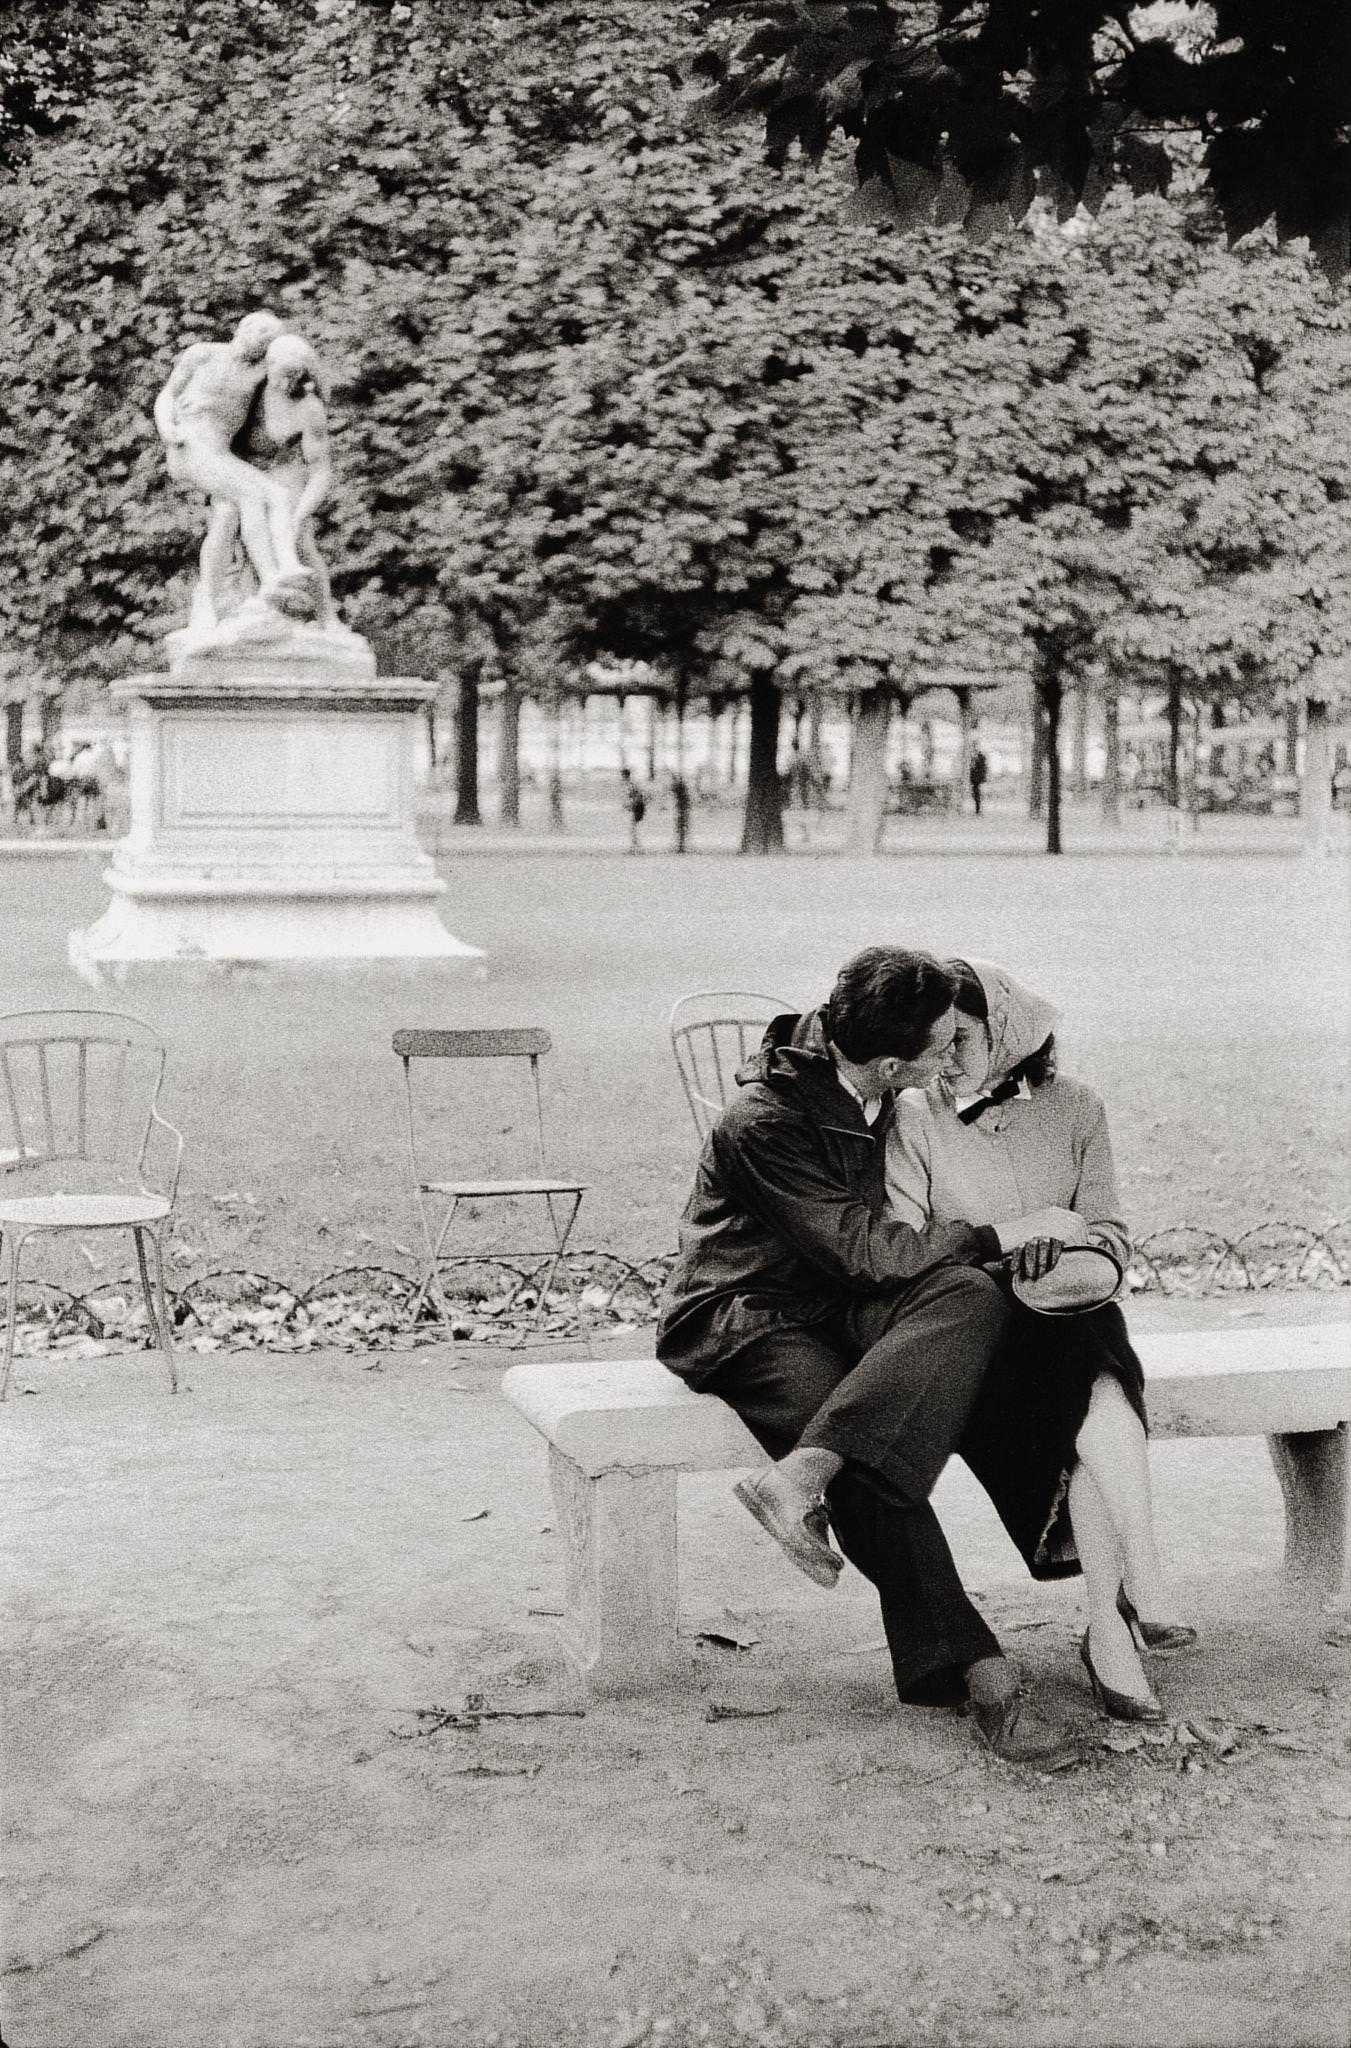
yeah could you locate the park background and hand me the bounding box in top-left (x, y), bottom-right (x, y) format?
top-left (1, 5), bottom-right (1350, 2048)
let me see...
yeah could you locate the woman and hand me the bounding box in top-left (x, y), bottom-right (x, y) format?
top-left (886, 958), bottom-right (1194, 1720)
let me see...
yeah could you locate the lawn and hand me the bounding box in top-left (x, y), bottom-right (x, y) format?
top-left (3, 843), bottom-right (1347, 1295)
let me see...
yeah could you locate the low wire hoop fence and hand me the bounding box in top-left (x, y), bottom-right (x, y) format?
top-left (2, 1222), bottom-right (1347, 1361)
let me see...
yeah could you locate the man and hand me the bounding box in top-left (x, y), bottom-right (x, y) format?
top-left (656, 945), bottom-right (1082, 1767)
top-left (153, 310), bottom-right (316, 620)
top-left (968, 741), bottom-right (989, 817)
top-left (620, 767), bottom-right (647, 854)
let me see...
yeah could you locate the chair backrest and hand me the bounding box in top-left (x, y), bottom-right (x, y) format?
top-left (393, 1026), bottom-right (555, 1181)
top-left (0, 1008), bottom-right (167, 1187)
top-left (668, 991), bottom-right (790, 1142)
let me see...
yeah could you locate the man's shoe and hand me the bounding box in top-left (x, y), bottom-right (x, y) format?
top-left (733, 1473), bottom-right (843, 1589)
top-left (967, 1679), bottom-right (1082, 1771)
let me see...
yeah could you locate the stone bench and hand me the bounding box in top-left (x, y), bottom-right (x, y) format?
top-left (502, 1325), bottom-right (1351, 1697)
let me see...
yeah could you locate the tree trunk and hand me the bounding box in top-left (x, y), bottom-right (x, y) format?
top-left (4, 700), bottom-right (23, 771)
top-left (453, 671), bottom-right (481, 826)
top-left (547, 699), bottom-right (565, 834)
top-left (498, 680), bottom-right (522, 826)
top-left (1042, 673), bottom-right (1064, 855)
top-left (1101, 684), bottom-right (1121, 826)
top-left (1165, 679), bottom-right (1182, 811)
top-left (646, 696), bottom-right (659, 783)
top-left (807, 692), bottom-right (825, 779)
top-left (1284, 698), bottom-right (1301, 775)
top-left (739, 674), bottom-right (785, 855)
top-left (1071, 678), bottom-right (1089, 798)
top-left (1028, 686), bottom-right (1045, 816)
top-left (1303, 697), bottom-right (1335, 855)
top-left (844, 687), bottom-right (892, 854)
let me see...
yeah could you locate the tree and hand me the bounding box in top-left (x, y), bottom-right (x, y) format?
top-left (0, 0), bottom-right (99, 176)
top-left (3, 0), bottom-right (1345, 865)
top-left (695, 0), bottom-right (1351, 282)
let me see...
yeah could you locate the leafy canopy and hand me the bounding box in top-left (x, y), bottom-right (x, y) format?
top-left (694, 1), bottom-right (1351, 283)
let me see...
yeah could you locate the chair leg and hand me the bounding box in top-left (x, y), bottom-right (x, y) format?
top-left (1, 1230), bottom-right (22, 1404)
top-left (532, 1192), bottom-right (585, 1327)
top-left (135, 1227), bottom-right (179, 1396)
top-left (411, 1194), bottom-right (460, 1332)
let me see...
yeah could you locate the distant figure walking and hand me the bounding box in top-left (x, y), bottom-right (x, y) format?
top-left (620, 767), bottom-right (647, 855)
top-left (968, 742), bottom-right (989, 817)
top-left (785, 741), bottom-right (826, 846)
top-left (671, 773), bottom-right (691, 855)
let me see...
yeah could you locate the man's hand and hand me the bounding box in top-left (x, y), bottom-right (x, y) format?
top-left (1012, 1237), bottom-right (1063, 1283)
top-left (993, 1206), bottom-right (1090, 1254)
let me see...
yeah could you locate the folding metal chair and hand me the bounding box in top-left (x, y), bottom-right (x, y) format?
top-left (393, 1027), bottom-right (587, 1327)
top-left (0, 1008), bottom-right (182, 1398)
top-left (668, 991), bottom-right (790, 1142)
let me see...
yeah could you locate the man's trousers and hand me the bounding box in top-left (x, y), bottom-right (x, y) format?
top-left (704, 1264), bottom-right (1007, 1699)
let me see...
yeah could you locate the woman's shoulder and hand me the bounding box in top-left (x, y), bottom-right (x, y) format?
top-left (1037, 1072), bottom-right (1106, 1122)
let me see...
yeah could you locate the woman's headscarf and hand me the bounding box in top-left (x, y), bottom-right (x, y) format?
top-left (954, 958), bottom-right (1062, 1087)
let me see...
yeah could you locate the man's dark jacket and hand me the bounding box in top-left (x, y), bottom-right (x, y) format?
top-left (656, 1009), bottom-right (1001, 1387)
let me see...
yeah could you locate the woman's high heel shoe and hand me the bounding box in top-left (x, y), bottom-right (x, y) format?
top-left (1116, 1587), bottom-right (1198, 1653)
top-left (1079, 1631), bottom-right (1166, 1723)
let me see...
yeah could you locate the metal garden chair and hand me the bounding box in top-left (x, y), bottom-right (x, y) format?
top-left (0, 1009), bottom-right (182, 1399)
top-left (393, 1027), bottom-right (587, 1329)
top-left (668, 991), bottom-right (790, 1142)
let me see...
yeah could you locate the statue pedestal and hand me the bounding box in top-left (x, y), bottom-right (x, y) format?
top-left (69, 634), bottom-right (481, 981)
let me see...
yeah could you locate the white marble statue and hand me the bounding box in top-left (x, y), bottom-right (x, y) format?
top-left (154, 313), bottom-right (332, 632)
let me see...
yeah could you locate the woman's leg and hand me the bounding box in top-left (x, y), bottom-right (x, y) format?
top-left (1066, 1461), bottom-right (1157, 1704)
top-left (1075, 1373), bottom-right (1174, 1618)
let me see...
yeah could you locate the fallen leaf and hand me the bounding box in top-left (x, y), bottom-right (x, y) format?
top-left (447, 1762), bottom-right (542, 1779)
top-left (705, 1702), bottom-right (783, 1722)
top-left (461, 1508), bottom-right (490, 1522)
top-left (1036, 1861), bottom-right (1103, 1884)
top-left (695, 1628), bottom-right (760, 1652)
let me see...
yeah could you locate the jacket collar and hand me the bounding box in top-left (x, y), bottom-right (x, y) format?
top-left (737, 1008), bottom-right (890, 1134)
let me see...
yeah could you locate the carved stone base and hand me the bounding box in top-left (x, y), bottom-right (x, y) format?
top-left (69, 657), bottom-right (482, 981)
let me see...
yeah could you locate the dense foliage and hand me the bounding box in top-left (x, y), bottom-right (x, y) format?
top-left (696, 0), bottom-right (1351, 283)
top-left (0, 0), bottom-right (1346, 851)
top-left (0, 0), bottom-right (98, 175)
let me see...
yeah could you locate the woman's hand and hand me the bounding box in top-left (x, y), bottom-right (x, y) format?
top-left (1013, 1236), bottom-right (1064, 1283)
top-left (993, 1206), bottom-right (1090, 1253)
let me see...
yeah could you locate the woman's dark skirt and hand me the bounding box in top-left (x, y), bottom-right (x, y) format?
top-left (957, 1292), bottom-right (1148, 1580)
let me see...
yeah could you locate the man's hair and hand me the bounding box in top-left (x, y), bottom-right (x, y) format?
top-left (824, 946), bottom-right (955, 1064)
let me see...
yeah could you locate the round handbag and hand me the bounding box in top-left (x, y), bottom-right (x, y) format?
top-left (1011, 1242), bottom-right (1124, 1316)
